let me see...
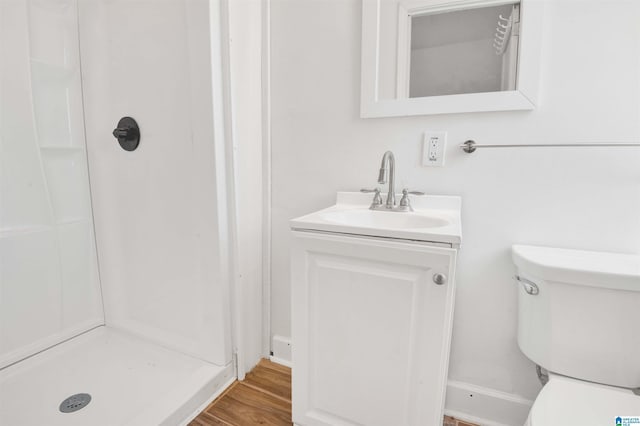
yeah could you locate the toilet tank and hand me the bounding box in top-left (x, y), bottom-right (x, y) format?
top-left (512, 245), bottom-right (640, 389)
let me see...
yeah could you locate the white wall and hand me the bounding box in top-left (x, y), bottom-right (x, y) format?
top-left (79, 0), bottom-right (232, 366)
top-left (0, 0), bottom-right (103, 369)
top-left (270, 0), bottom-right (640, 421)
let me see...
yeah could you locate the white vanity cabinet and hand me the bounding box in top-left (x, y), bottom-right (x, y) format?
top-left (291, 230), bottom-right (458, 426)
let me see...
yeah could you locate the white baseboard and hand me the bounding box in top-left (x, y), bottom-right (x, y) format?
top-left (271, 335), bottom-right (291, 365)
top-left (269, 355), bottom-right (292, 368)
top-left (445, 380), bottom-right (533, 426)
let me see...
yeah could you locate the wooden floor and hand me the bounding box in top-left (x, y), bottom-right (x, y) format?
top-left (443, 416), bottom-right (480, 426)
top-left (190, 360), bottom-right (292, 426)
top-left (190, 359), bottom-right (478, 426)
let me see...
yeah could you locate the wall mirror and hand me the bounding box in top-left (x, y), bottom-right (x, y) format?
top-left (361, 0), bottom-right (543, 117)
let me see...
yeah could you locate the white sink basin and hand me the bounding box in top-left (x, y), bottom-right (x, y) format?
top-left (321, 209), bottom-right (450, 229)
top-left (290, 192), bottom-right (462, 246)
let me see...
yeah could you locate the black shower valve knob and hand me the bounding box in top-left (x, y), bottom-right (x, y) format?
top-left (112, 116), bottom-right (141, 151)
top-left (112, 127), bottom-right (133, 139)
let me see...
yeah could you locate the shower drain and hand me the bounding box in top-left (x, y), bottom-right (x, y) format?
top-left (59, 393), bottom-right (91, 413)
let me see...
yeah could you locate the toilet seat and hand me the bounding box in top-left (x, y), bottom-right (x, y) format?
top-left (529, 374), bottom-right (640, 426)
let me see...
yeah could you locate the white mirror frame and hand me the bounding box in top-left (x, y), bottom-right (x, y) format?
top-left (360, 0), bottom-right (544, 118)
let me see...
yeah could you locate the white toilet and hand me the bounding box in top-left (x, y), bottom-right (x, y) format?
top-left (512, 245), bottom-right (640, 426)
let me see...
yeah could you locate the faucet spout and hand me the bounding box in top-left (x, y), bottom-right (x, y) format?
top-left (378, 151), bottom-right (395, 208)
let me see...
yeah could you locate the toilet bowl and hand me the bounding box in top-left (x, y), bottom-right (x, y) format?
top-left (525, 374), bottom-right (640, 426)
top-left (512, 245), bottom-right (640, 426)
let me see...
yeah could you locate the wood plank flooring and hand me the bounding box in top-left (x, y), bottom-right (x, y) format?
top-left (190, 360), bottom-right (292, 426)
top-left (190, 359), bottom-right (479, 426)
top-left (443, 416), bottom-right (481, 426)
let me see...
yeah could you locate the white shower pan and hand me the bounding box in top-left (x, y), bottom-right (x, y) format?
top-left (0, 326), bottom-right (234, 426)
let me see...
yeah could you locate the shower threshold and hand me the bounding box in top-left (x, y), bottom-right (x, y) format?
top-left (0, 326), bottom-right (235, 426)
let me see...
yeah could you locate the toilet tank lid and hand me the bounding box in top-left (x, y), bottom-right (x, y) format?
top-left (512, 245), bottom-right (640, 292)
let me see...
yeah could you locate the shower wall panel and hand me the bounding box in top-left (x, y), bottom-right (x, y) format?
top-left (78, 0), bottom-right (232, 366)
top-left (0, 0), bottom-right (103, 368)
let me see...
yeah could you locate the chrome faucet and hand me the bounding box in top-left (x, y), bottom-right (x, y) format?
top-left (378, 151), bottom-right (396, 208)
top-left (361, 151), bottom-right (425, 212)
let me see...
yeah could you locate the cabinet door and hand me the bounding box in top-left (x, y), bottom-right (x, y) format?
top-left (291, 231), bottom-right (457, 426)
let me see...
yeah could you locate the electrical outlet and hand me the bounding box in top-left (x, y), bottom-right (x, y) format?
top-left (422, 131), bottom-right (447, 167)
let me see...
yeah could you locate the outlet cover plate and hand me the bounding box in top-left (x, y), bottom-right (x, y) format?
top-left (422, 131), bottom-right (447, 167)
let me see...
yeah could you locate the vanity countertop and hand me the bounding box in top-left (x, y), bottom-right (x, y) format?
top-left (290, 192), bottom-right (462, 247)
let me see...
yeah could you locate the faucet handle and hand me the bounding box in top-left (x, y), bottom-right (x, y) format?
top-left (361, 188), bottom-right (383, 208)
top-left (402, 188), bottom-right (425, 196)
top-left (399, 188), bottom-right (425, 210)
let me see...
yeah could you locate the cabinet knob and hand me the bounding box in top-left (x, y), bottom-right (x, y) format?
top-left (433, 273), bottom-right (447, 285)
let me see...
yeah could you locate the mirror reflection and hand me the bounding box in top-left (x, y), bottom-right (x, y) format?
top-left (379, 1), bottom-right (521, 100)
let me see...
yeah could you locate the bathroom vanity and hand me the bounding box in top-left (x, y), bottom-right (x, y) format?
top-left (290, 192), bottom-right (462, 426)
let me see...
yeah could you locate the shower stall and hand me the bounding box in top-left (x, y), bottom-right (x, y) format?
top-left (0, 0), bottom-right (240, 424)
